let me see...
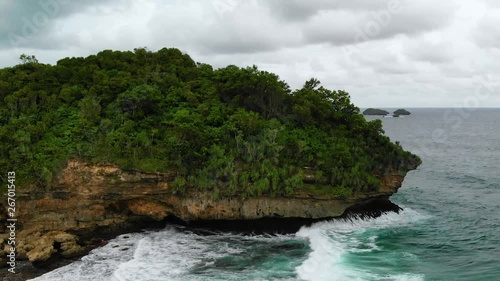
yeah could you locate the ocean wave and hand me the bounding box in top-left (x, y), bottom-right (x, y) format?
top-left (31, 226), bottom-right (305, 281)
top-left (31, 209), bottom-right (430, 281)
top-left (30, 232), bottom-right (146, 281)
top-left (295, 208), bottom-right (429, 281)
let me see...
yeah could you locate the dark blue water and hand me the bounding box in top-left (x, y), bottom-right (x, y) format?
top-left (32, 108), bottom-right (500, 281)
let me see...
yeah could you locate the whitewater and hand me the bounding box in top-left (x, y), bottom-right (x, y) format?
top-left (29, 208), bottom-right (428, 281)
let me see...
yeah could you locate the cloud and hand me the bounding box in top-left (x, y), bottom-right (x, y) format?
top-left (143, 0), bottom-right (458, 56)
top-left (302, 0), bottom-right (456, 47)
top-left (0, 0), bottom-right (498, 107)
top-left (404, 38), bottom-right (455, 64)
top-left (145, 1), bottom-right (303, 55)
top-left (481, 0), bottom-right (500, 8)
top-left (0, 0), bottom-right (118, 49)
top-left (473, 10), bottom-right (500, 49)
top-left (264, 0), bottom-right (393, 22)
top-left (0, 0), bottom-right (458, 54)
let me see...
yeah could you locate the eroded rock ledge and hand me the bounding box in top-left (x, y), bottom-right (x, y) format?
top-left (0, 159), bottom-right (416, 269)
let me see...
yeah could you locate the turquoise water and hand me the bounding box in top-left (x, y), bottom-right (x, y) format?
top-left (31, 108), bottom-right (500, 281)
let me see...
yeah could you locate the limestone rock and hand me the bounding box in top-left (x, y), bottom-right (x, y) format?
top-left (0, 159), bottom-right (418, 268)
top-left (127, 200), bottom-right (169, 221)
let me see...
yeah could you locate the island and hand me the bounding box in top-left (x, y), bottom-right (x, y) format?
top-left (0, 48), bottom-right (421, 270)
top-left (363, 108), bottom-right (390, 115)
top-left (393, 109), bottom-right (411, 116)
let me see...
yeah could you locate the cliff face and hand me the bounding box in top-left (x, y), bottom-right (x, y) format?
top-left (0, 160), bottom-right (416, 267)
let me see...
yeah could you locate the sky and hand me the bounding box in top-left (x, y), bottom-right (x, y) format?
top-left (0, 0), bottom-right (499, 107)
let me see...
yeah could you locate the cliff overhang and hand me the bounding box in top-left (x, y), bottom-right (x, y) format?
top-left (0, 159), bottom-right (418, 269)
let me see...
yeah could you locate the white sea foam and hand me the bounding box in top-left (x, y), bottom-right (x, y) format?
top-left (30, 232), bottom-right (146, 281)
top-left (30, 226), bottom-right (300, 281)
top-left (295, 208), bottom-right (429, 281)
top-left (108, 228), bottom-right (300, 281)
top-left (31, 208), bottom-right (429, 281)
top-left (111, 227), bottom-right (218, 281)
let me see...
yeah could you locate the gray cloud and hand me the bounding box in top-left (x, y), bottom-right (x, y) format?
top-left (146, 1), bottom-right (303, 55)
top-left (264, 0), bottom-right (392, 22)
top-left (404, 39), bottom-right (455, 64)
top-left (473, 12), bottom-right (500, 49)
top-left (303, 0), bottom-right (456, 46)
top-left (0, 0), bottom-right (118, 49)
top-left (481, 0), bottom-right (500, 8)
top-left (0, 0), bottom-right (499, 107)
top-left (144, 0), bottom-right (457, 56)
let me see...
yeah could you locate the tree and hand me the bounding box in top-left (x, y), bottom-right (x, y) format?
top-left (303, 78), bottom-right (321, 90)
top-left (215, 65), bottom-right (290, 119)
top-left (79, 97), bottom-right (101, 124)
top-left (117, 85), bottom-right (163, 119)
top-left (0, 48), bottom-right (420, 197)
top-left (20, 54), bottom-right (38, 64)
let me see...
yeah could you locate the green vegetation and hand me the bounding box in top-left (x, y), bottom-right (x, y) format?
top-left (0, 48), bottom-right (420, 197)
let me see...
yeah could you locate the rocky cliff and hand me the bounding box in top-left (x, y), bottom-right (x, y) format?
top-left (0, 159), bottom-right (417, 268)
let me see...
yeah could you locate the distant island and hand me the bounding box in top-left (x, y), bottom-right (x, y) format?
top-left (363, 108), bottom-right (390, 115)
top-left (363, 108), bottom-right (412, 117)
top-left (393, 109), bottom-right (411, 116)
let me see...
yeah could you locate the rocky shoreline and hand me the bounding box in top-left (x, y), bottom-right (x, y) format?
top-left (0, 159), bottom-right (418, 279)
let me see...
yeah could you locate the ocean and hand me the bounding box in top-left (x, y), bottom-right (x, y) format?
top-left (30, 108), bottom-right (500, 281)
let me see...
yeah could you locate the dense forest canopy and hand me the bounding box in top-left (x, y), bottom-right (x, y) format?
top-left (0, 48), bottom-right (420, 198)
